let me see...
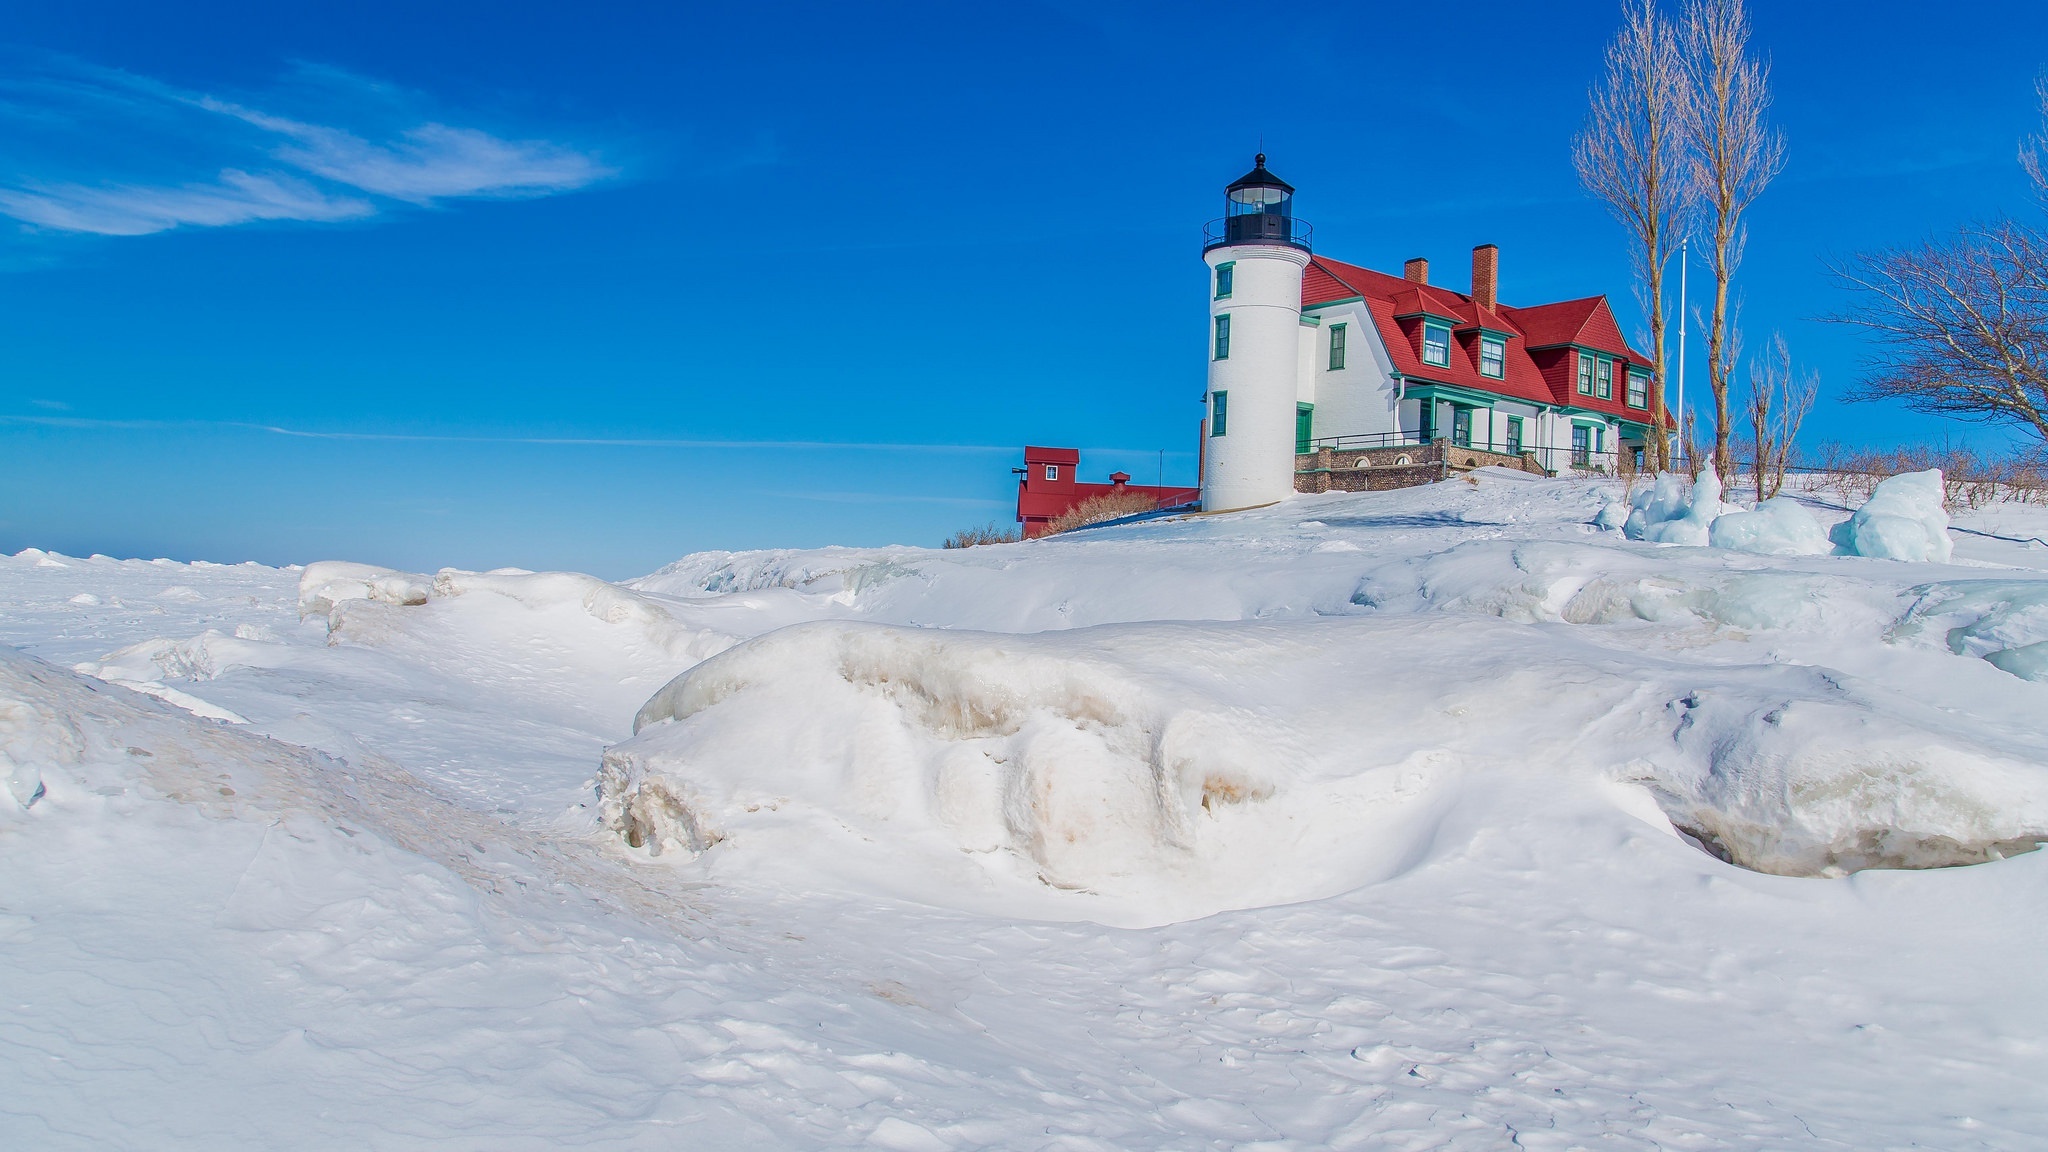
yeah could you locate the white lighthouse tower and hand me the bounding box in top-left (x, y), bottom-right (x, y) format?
top-left (1202, 155), bottom-right (1311, 512)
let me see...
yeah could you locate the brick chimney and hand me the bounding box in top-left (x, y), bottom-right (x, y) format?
top-left (1403, 257), bottom-right (1429, 285)
top-left (1472, 244), bottom-right (1499, 311)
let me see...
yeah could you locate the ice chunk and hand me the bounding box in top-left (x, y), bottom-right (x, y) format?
top-left (1707, 497), bottom-right (1832, 556)
top-left (298, 561), bottom-right (434, 616)
top-left (1832, 470), bottom-right (1953, 562)
top-left (1626, 470), bottom-right (1741, 546)
top-left (1894, 579), bottom-right (2048, 682)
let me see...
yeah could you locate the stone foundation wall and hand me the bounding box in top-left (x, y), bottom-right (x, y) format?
top-left (1294, 440), bottom-right (1547, 494)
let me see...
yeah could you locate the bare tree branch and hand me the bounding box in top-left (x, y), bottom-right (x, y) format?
top-left (1827, 218), bottom-right (2048, 446)
top-left (1746, 332), bottom-right (1816, 500)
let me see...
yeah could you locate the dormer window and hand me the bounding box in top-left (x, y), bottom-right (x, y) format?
top-left (1215, 262), bottom-right (1234, 299)
top-left (1044, 465), bottom-right (1059, 481)
top-left (1422, 321), bottom-right (1451, 367)
top-left (1479, 335), bottom-right (1505, 379)
top-left (1577, 354), bottom-right (1595, 395)
top-left (1596, 357), bottom-right (1614, 399)
top-left (1627, 369), bottom-right (1649, 409)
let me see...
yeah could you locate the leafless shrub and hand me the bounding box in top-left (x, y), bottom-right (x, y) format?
top-left (1796, 441), bottom-right (2048, 510)
top-left (1044, 489), bottom-right (1160, 535)
top-left (942, 523), bottom-right (1020, 549)
top-left (1746, 333), bottom-right (1817, 501)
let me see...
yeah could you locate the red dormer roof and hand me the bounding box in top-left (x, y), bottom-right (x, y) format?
top-left (1301, 254), bottom-right (1659, 422)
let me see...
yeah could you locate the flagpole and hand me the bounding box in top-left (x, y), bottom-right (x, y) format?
top-left (1676, 236), bottom-right (1688, 471)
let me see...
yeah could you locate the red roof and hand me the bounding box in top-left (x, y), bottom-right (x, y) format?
top-left (1302, 255), bottom-right (1662, 423)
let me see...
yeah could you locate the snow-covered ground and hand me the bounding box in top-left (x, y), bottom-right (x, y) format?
top-left (5, 472), bottom-right (2048, 1149)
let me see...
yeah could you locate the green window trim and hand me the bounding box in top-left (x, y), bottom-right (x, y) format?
top-left (1214, 261), bottom-right (1235, 300)
top-left (1504, 414), bottom-right (1525, 455)
top-left (1211, 390), bottom-right (1229, 437)
top-left (1328, 323), bottom-right (1347, 370)
top-left (1626, 368), bottom-right (1650, 409)
top-left (1421, 321), bottom-right (1452, 367)
top-left (1595, 356), bottom-right (1614, 400)
top-left (1576, 352), bottom-right (1595, 395)
top-left (1479, 335), bottom-right (1505, 379)
top-left (1214, 314), bottom-right (1231, 361)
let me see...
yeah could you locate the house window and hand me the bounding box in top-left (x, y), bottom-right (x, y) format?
top-left (1044, 465), bottom-right (1059, 481)
top-left (1571, 424), bottom-right (1592, 467)
top-left (1328, 323), bottom-right (1347, 370)
top-left (1215, 262), bottom-right (1234, 299)
top-left (1479, 335), bottom-right (1505, 379)
top-left (1505, 415), bottom-right (1524, 455)
top-left (1452, 406), bottom-right (1473, 448)
top-left (1422, 321), bottom-right (1451, 367)
top-left (1211, 390), bottom-right (1228, 437)
top-left (1296, 403), bottom-right (1314, 453)
top-left (1577, 354), bottom-right (1595, 395)
top-left (1627, 369), bottom-right (1649, 409)
top-left (1596, 357), bottom-right (1614, 400)
top-left (1214, 314), bottom-right (1231, 360)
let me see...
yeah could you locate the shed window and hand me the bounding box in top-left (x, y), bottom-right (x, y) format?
top-left (1328, 323), bottom-right (1347, 370)
top-left (1479, 336), bottom-right (1505, 379)
top-left (1211, 390), bottom-right (1228, 437)
top-left (1044, 465), bottom-right (1059, 481)
top-left (1214, 314), bottom-right (1231, 360)
top-left (1422, 321), bottom-right (1451, 367)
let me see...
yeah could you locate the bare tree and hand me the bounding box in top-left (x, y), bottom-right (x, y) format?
top-left (2021, 73), bottom-right (2048, 204)
top-left (1829, 221), bottom-right (2048, 445)
top-left (1679, 0), bottom-right (1785, 481)
top-left (1746, 333), bottom-right (1817, 501)
top-left (1574, 0), bottom-right (1693, 471)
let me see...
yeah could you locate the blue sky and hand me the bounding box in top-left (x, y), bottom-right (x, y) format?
top-left (2, 1), bottom-right (2044, 577)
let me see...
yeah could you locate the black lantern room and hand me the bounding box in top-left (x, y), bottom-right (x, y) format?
top-left (1209, 154), bottom-right (1310, 251)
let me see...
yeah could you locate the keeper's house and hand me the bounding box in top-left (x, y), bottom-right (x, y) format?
top-left (1200, 155), bottom-right (1668, 512)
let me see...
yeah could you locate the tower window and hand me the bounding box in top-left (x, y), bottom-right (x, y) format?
top-left (1215, 262), bottom-right (1234, 299)
top-left (1214, 314), bottom-right (1231, 360)
top-left (1328, 323), bottom-right (1347, 370)
top-left (1211, 391), bottom-right (1229, 436)
top-left (1627, 369), bottom-right (1649, 409)
top-left (1422, 321), bottom-right (1451, 367)
top-left (1479, 336), bottom-right (1505, 379)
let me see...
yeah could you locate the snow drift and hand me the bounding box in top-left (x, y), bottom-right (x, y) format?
top-left (602, 608), bottom-right (2048, 918)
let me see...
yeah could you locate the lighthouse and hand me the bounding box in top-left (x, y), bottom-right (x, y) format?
top-left (1201, 154), bottom-right (1311, 512)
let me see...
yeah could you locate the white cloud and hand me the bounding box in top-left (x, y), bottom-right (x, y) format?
top-left (0, 61), bottom-right (611, 236)
top-left (0, 169), bottom-right (372, 236)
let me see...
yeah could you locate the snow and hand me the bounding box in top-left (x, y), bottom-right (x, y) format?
top-left (1833, 468), bottom-right (1957, 562)
top-left (3, 472), bottom-right (2048, 1147)
top-left (1707, 495), bottom-right (1833, 556)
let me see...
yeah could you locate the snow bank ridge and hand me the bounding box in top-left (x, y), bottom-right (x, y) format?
top-left (298, 560), bottom-right (730, 662)
top-left (603, 621), bottom-right (1300, 900)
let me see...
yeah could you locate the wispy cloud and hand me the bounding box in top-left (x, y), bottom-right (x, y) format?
top-left (0, 57), bottom-right (613, 237)
top-left (0, 169), bottom-right (371, 236)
